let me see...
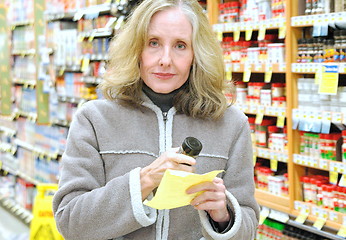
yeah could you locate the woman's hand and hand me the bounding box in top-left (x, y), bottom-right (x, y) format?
top-left (186, 177), bottom-right (230, 225)
top-left (140, 147), bottom-right (196, 200)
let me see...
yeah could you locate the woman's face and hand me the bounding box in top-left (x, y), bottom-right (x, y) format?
top-left (140, 8), bottom-right (194, 94)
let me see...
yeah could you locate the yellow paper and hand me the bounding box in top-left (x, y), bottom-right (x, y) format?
top-left (144, 169), bottom-right (223, 210)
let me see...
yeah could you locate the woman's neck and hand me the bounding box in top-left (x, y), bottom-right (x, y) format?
top-left (142, 84), bottom-right (182, 112)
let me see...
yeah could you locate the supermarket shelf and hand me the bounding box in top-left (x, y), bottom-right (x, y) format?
top-left (14, 139), bottom-right (59, 160)
top-left (287, 218), bottom-right (343, 240)
top-left (45, 11), bottom-right (76, 21)
top-left (57, 95), bottom-right (87, 104)
top-left (13, 79), bottom-right (36, 88)
top-left (236, 104), bottom-right (286, 118)
top-left (1, 164), bottom-right (40, 186)
top-left (10, 19), bottom-right (34, 27)
top-left (292, 62), bottom-right (346, 74)
top-left (0, 126), bottom-right (16, 137)
top-left (291, 12), bottom-right (346, 27)
top-left (291, 208), bottom-right (345, 235)
top-left (226, 63), bottom-right (286, 73)
top-left (0, 196), bottom-right (32, 226)
top-left (213, 18), bottom-right (286, 33)
top-left (79, 28), bottom-right (113, 38)
top-left (255, 189), bottom-right (290, 214)
top-left (11, 49), bottom-right (36, 56)
top-left (293, 154), bottom-right (346, 174)
top-left (255, 147), bottom-right (288, 163)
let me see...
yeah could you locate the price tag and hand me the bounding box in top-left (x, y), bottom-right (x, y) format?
top-left (329, 171), bottom-right (338, 185)
top-left (264, 65), bottom-right (272, 83)
top-left (217, 31), bottom-right (223, 42)
top-left (258, 26), bottom-right (266, 40)
top-left (337, 225), bottom-right (346, 237)
top-left (59, 66), bottom-right (65, 76)
top-left (245, 27), bottom-right (253, 41)
top-left (270, 159), bottom-right (278, 172)
top-left (279, 25), bottom-right (286, 39)
top-left (295, 213), bottom-right (308, 224)
top-left (0, 160), bottom-right (2, 170)
top-left (234, 30), bottom-right (240, 42)
top-left (277, 116), bottom-right (285, 128)
top-left (255, 113), bottom-right (264, 125)
top-left (313, 217), bottom-right (326, 230)
top-left (81, 56), bottom-right (90, 73)
top-left (243, 64), bottom-right (251, 82)
top-left (253, 154), bottom-right (257, 166)
top-left (315, 66), bottom-right (323, 84)
top-left (259, 207), bottom-right (270, 225)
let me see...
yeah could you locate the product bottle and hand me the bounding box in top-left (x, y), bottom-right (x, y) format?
top-left (179, 137), bottom-right (203, 166)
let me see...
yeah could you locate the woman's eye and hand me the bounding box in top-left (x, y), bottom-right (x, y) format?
top-left (149, 40), bottom-right (159, 47)
top-left (176, 43), bottom-right (186, 50)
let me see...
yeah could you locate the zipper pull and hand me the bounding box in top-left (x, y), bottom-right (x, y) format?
top-left (162, 112), bottom-right (168, 121)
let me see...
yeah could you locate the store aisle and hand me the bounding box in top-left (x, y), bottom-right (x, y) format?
top-left (0, 206), bottom-right (29, 240)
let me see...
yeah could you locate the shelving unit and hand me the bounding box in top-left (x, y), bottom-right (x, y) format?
top-left (0, 0), bottom-right (141, 228)
top-left (209, 0), bottom-right (346, 237)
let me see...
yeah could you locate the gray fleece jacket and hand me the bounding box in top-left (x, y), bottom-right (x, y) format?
top-left (53, 96), bottom-right (259, 240)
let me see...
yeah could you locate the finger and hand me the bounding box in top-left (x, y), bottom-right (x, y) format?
top-left (169, 152), bottom-right (196, 166)
top-left (186, 180), bottom-right (226, 194)
top-left (192, 199), bottom-right (227, 211)
top-left (190, 191), bottom-right (226, 206)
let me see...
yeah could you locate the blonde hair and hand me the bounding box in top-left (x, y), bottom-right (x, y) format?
top-left (99, 0), bottom-right (235, 120)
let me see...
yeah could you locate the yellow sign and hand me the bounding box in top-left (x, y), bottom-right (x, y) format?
top-left (318, 65), bottom-right (339, 95)
top-left (30, 184), bottom-right (63, 240)
top-left (144, 170), bottom-right (223, 210)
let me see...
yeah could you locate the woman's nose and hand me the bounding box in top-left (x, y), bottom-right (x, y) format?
top-left (159, 47), bottom-right (172, 67)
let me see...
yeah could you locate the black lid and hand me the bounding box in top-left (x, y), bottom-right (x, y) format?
top-left (181, 137), bottom-right (203, 157)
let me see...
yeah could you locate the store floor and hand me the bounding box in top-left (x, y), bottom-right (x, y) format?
top-left (0, 206), bottom-right (29, 240)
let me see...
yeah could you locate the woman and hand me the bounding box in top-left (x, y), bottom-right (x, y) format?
top-left (53, 0), bottom-right (259, 239)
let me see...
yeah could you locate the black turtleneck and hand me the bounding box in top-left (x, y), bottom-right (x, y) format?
top-left (142, 83), bottom-right (183, 112)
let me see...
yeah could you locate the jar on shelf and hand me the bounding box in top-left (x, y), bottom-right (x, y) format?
top-left (271, 83), bottom-right (286, 98)
top-left (255, 118), bottom-right (276, 148)
top-left (248, 116), bottom-right (256, 145)
top-left (272, 96), bottom-right (286, 107)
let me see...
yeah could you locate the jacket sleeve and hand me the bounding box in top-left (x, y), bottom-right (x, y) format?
top-left (199, 117), bottom-right (260, 240)
top-left (52, 105), bottom-right (157, 240)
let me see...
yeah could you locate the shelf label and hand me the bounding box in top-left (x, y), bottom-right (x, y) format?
top-left (264, 64), bottom-right (272, 83)
top-left (313, 217), bottom-right (326, 230)
top-left (258, 26), bottom-right (266, 41)
top-left (279, 25), bottom-right (286, 39)
top-left (338, 225), bottom-right (346, 237)
top-left (270, 159), bottom-right (278, 172)
top-left (243, 64), bottom-right (251, 82)
top-left (295, 213), bottom-right (308, 224)
top-left (329, 171), bottom-right (338, 185)
top-left (234, 29), bottom-right (240, 42)
top-left (245, 27), bottom-right (253, 41)
top-left (259, 207), bottom-right (270, 225)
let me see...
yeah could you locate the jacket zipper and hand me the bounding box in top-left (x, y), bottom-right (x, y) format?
top-left (162, 112), bottom-right (168, 151)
